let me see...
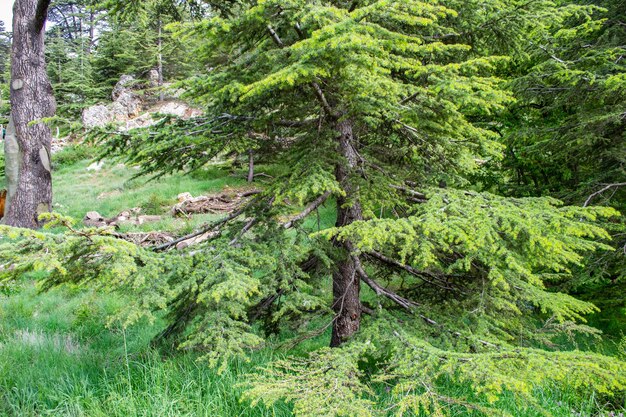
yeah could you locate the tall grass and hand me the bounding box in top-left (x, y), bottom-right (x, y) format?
top-left (1, 283), bottom-right (622, 417)
top-left (0, 283), bottom-right (293, 417)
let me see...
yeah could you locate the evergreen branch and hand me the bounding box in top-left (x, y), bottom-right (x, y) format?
top-left (355, 255), bottom-right (498, 349)
top-left (267, 24), bottom-right (337, 118)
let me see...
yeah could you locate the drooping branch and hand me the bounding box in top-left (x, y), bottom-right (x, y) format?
top-left (355, 255), bottom-right (498, 348)
top-left (283, 191), bottom-right (331, 229)
top-left (367, 251), bottom-right (461, 292)
top-left (353, 255), bottom-right (419, 311)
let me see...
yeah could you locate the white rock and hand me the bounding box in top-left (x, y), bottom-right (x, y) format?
top-left (112, 74), bottom-right (137, 101)
top-left (82, 105), bottom-right (112, 128)
top-left (86, 160), bottom-right (105, 171)
top-left (156, 100), bottom-right (203, 119)
top-left (111, 91), bottom-right (142, 120)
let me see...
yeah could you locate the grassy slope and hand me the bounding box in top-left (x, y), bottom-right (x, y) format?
top-left (0, 150), bottom-right (623, 417)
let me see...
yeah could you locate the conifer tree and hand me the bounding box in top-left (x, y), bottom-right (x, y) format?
top-left (44, 0), bottom-right (108, 119)
top-left (496, 0), bottom-right (626, 308)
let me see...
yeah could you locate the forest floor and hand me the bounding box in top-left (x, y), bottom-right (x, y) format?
top-left (0, 146), bottom-right (622, 417)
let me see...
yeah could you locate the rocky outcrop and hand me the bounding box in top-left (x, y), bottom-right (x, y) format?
top-left (82, 74), bottom-right (202, 130)
top-left (111, 74), bottom-right (137, 101)
top-left (157, 101), bottom-right (203, 118)
top-left (82, 105), bottom-right (111, 129)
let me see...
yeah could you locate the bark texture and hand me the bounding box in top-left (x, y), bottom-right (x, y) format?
top-left (3, 116), bottom-right (19, 217)
top-left (330, 118), bottom-right (363, 347)
top-left (5, 0), bottom-right (56, 228)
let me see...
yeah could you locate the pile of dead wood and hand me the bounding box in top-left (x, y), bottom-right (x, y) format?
top-left (171, 189), bottom-right (259, 216)
top-left (117, 231), bottom-right (175, 247)
top-left (81, 188), bottom-right (260, 250)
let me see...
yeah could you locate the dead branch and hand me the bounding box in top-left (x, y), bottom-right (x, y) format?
top-left (367, 251), bottom-right (461, 292)
top-left (583, 182), bottom-right (626, 207)
top-left (283, 191), bottom-right (332, 229)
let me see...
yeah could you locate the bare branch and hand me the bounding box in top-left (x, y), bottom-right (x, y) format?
top-left (583, 182), bottom-right (626, 207)
top-left (390, 184), bottom-right (428, 202)
top-left (353, 255), bottom-right (419, 311)
top-left (283, 191), bottom-right (332, 229)
top-left (267, 25), bottom-right (284, 47)
top-left (367, 251), bottom-right (462, 292)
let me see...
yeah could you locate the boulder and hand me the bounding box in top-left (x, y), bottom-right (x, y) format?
top-left (123, 113), bottom-right (158, 131)
top-left (157, 101), bottom-right (203, 118)
top-left (112, 74), bottom-right (137, 101)
top-left (111, 90), bottom-right (142, 121)
top-left (147, 69), bottom-right (160, 88)
top-left (82, 105), bottom-right (112, 128)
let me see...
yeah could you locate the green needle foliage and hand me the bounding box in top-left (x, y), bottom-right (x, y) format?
top-left (2, 0), bottom-right (626, 416)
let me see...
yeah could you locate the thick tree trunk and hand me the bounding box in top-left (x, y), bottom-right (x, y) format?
top-left (330, 118), bottom-right (363, 347)
top-left (4, 0), bottom-right (55, 228)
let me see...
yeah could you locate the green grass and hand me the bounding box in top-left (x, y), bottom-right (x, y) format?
top-left (0, 283), bottom-right (293, 417)
top-left (1, 282), bottom-right (622, 417)
top-left (2, 279), bottom-right (624, 417)
top-left (53, 160), bottom-right (245, 218)
top-left (0, 150), bottom-right (624, 417)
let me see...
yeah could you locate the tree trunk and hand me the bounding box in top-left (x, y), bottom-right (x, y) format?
top-left (330, 118), bottom-right (363, 347)
top-left (157, 19), bottom-right (164, 102)
top-left (247, 149), bottom-right (254, 183)
top-left (4, 0), bottom-right (55, 229)
top-left (87, 9), bottom-right (95, 54)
